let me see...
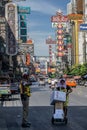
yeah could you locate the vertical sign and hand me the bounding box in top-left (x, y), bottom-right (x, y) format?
top-left (49, 45), bottom-right (52, 64)
top-left (5, 3), bottom-right (18, 55)
top-left (51, 11), bottom-right (68, 57)
top-left (26, 53), bottom-right (30, 65)
top-left (18, 6), bottom-right (30, 43)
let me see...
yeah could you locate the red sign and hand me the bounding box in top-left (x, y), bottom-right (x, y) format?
top-left (51, 15), bottom-right (68, 22)
top-left (57, 40), bottom-right (63, 45)
top-left (57, 35), bottom-right (63, 40)
top-left (67, 44), bottom-right (72, 48)
top-left (57, 52), bottom-right (64, 57)
top-left (26, 53), bottom-right (30, 65)
top-left (57, 30), bottom-right (63, 34)
top-left (46, 38), bottom-right (56, 44)
top-left (58, 46), bottom-right (64, 51)
top-left (57, 24), bottom-right (63, 29)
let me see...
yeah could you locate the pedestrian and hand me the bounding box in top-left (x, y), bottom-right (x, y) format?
top-left (50, 78), bottom-right (56, 90)
top-left (19, 73), bottom-right (32, 128)
top-left (56, 78), bottom-right (72, 118)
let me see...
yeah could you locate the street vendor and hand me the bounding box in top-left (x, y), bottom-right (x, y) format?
top-left (56, 78), bottom-right (72, 118)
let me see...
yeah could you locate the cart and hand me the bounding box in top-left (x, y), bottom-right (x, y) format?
top-left (50, 90), bottom-right (68, 125)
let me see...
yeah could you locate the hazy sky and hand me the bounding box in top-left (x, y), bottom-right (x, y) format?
top-left (14, 0), bottom-right (70, 56)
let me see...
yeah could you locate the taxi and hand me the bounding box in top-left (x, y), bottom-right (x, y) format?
top-left (66, 78), bottom-right (77, 87)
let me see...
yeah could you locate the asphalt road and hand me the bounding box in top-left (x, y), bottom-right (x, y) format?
top-left (0, 82), bottom-right (87, 130)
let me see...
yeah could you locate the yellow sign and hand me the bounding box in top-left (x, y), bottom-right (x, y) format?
top-left (68, 14), bottom-right (83, 20)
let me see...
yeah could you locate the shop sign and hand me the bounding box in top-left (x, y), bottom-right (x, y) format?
top-left (6, 3), bottom-right (17, 55)
top-left (68, 14), bottom-right (83, 20)
top-left (51, 15), bottom-right (68, 22)
top-left (80, 24), bottom-right (87, 31)
top-left (46, 37), bottom-right (56, 44)
top-left (18, 6), bottom-right (31, 14)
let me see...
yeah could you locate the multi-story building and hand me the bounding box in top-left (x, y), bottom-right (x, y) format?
top-left (67, 0), bottom-right (84, 65)
top-left (0, 0), bottom-right (34, 75)
top-left (0, 0), bottom-right (12, 73)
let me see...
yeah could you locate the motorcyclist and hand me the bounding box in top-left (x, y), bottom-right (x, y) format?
top-left (50, 78), bottom-right (56, 90)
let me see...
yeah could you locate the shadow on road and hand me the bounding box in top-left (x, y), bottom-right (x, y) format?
top-left (0, 106), bottom-right (87, 130)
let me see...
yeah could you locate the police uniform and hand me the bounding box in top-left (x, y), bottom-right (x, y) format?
top-left (20, 80), bottom-right (31, 126)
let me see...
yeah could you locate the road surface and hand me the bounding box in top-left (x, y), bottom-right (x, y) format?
top-left (0, 82), bottom-right (87, 130)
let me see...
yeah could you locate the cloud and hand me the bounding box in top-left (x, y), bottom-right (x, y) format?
top-left (13, 0), bottom-right (68, 56)
top-left (28, 30), bottom-right (55, 42)
top-left (28, 30), bottom-right (55, 56)
top-left (15, 0), bottom-right (62, 15)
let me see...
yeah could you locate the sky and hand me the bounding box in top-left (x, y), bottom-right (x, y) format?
top-left (14, 0), bottom-right (70, 56)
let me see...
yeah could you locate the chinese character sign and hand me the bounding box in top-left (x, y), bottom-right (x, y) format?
top-left (5, 3), bottom-right (18, 55)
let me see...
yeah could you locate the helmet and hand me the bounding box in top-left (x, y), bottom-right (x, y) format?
top-left (60, 78), bottom-right (65, 83)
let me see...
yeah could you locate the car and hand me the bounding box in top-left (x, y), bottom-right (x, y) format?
top-left (38, 77), bottom-right (46, 86)
top-left (0, 76), bottom-right (11, 99)
top-left (84, 81), bottom-right (87, 87)
top-left (66, 78), bottom-right (77, 87)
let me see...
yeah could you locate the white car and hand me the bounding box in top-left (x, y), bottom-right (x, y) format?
top-left (38, 77), bottom-right (45, 86)
top-left (84, 81), bottom-right (87, 87)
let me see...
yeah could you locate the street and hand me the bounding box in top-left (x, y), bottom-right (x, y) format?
top-left (0, 83), bottom-right (87, 130)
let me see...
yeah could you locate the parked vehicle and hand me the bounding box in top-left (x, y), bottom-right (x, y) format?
top-left (84, 81), bottom-right (87, 87)
top-left (0, 76), bottom-right (11, 99)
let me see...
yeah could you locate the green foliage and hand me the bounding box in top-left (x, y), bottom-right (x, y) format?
top-left (64, 63), bottom-right (87, 76)
top-left (48, 72), bottom-right (56, 78)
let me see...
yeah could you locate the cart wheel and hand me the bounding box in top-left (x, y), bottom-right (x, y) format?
top-left (64, 117), bottom-right (68, 125)
top-left (51, 117), bottom-right (54, 124)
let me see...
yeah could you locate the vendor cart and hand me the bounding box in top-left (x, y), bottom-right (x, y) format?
top-left (50, 90), bottom-right (68, 125)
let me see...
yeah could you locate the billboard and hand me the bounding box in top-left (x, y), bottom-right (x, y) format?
top-left (51, 15), bottom-right (68, 22)
top-left (5, 3), bottom-right (18, 55)
top-left (18, 6), bottom-right (30, 14)
top-left (46, 37), bottom-right (56, 44)
top-left (26, 53), bottom-right (30, 65)
top-left (0, 17), bottom-right (6, 41)
top-left (67, 14), bottom-right (83, 20)
top-left (19, 13), bottom-right (27, 43)
top-left (80, 24), bottom-right (87, 31)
